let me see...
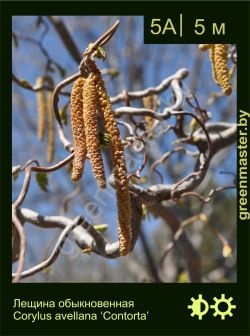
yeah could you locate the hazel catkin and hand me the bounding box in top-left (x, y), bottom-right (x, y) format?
top-left (70, 77), bottom-right (87, 182)
top-left (142, 95), bottom-right (159, 136)
top-left (213, 44), bottom-right (232, 95)
top-left (209, 44), bottom-right (217, 85)
top-left (47, 91), bottom-right (54, 162)
top-left (89, 61), bottom-right (132, 256)
top-left (82, 73), bottom-right (106, 189)
top-left (36, 76), bottom-right (55, 162)
top-left (36, 77), bottom-right (47, 141)
top-left (199, 44), bottom-right (232, 95)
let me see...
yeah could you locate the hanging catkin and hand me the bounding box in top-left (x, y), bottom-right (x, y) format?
top-left (47, 91), bottom-right (54, 162)
top-left (88, 60), bottom-right (131, 256)
top-left (70, 77), bottom-right (87, 182)
top-left (142, 95), bottom-right (159, 135)
top-left (44, 76), bottom-right (55, 163)
top-left (36, 77), bottom-right (47, 141)
top-left (82, 73), bottom-right (106, 189)
top-left (199, 44), bottom-right (232, 95)
top-left (209, 45), bottom-right (218, 84)
top-left (213, 44), bottom-right (232, 95)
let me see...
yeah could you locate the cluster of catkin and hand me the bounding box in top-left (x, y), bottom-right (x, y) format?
top-left (70, 60), bottom-right (131, 256)
top-left (198, 44), bottom-right (232, 95)
top-left (36, 76), bottom-right (54, 162)
top-left (70, 74), bottom-right (106, 188)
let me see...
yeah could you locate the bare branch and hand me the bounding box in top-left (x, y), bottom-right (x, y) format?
top-left (12, 208), bottom-right (26, 283)
top-left (151, 147), bottom-right (199, 183)
top-left (111, 68), bottom-right (189, 104)
top-left (181, 185), bottom-right (236, 203)
top-left (83, 20), bottom-right (120, 63)
top-left (12, 154), bottom-right (74, 175)
top-left (47, 16), bottom-right (82, 64)
top-left (17, 193), bottom-right (142, 261)
top-left (147, 204), bottom-right (202, 282)
top-left (13, 167), bottom-right (31, 208)
top-left (12, 73), bottom-right (70, 96)
top-left (12, 215), bottom-right (84, 280)
top-left (12, 31), bottom-right (65, 76)
top-left (125, 122), bottom-right (236, 203)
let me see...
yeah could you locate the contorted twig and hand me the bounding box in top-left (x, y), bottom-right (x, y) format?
top-left (12, 215), bottom-right (84, 280)
top-left (12, 167), bottom-right (32, 283)
top-left (80, 20), bottom-right (120, 66)
top-left (111, 68), bottom-right (189, 104)
top-left (12, 154), bottom-right (74, 176)
top-left (151, 147), bottom-right (199, 183)
top-left (180, 185), bottom-right (236, 203)
top-left (12, 209), bottom-right (26, 283)
top-left (160, 213), bottom-right (206, 272)
top-left (17, 192), bottom-right (142, 259)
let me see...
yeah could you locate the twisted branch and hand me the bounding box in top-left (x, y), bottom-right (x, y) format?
top-left (16, 193), bottom-right (142, 260)
top-left (12, 215), bottom-right (84, 280)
